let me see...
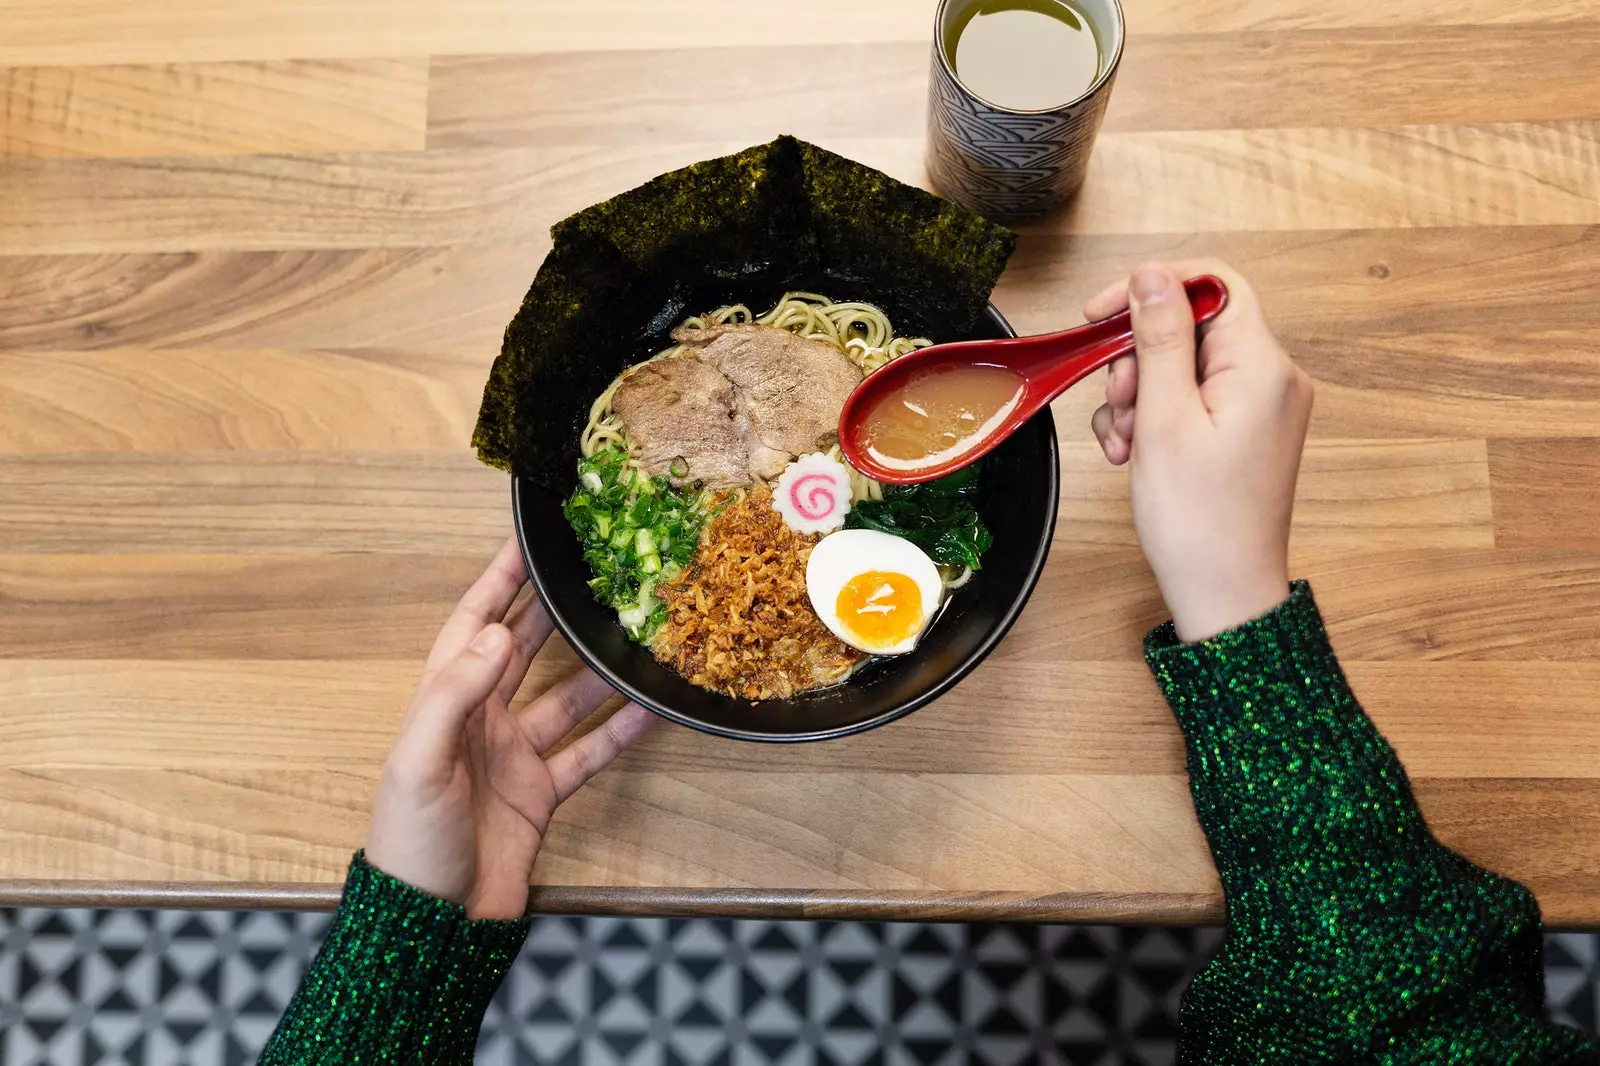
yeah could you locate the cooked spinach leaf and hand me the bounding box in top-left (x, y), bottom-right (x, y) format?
top-left (845, 466), bottom-right (994, 570)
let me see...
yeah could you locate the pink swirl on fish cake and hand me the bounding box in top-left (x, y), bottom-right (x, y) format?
top-left (788, 473), bottom-right (839, 521)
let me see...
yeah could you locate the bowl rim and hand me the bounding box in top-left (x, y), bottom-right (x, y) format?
top-left (512, 302), bottom-right (1060, 743)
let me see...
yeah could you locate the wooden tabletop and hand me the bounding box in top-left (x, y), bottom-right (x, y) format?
top-left (4, 0), bottom-right (1600, 923)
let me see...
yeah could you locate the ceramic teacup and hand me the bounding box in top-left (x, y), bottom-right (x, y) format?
top-left (927, 0), bottom-right (1126, 219)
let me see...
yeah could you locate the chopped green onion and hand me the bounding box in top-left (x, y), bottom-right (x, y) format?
top-left (669, 456), bottom-right (689, 478)
top-left (564, 443), bottom-right (713, 645)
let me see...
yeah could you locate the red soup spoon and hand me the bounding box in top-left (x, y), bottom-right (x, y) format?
top-left (837, 275), bottom-right (1228, 484)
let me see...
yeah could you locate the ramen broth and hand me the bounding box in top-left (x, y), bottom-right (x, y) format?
top-left (859, 364), bottom-right (1025, 471)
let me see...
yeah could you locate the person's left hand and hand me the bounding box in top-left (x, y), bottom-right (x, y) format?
top-left (364, 536), bottom-right (654, 919)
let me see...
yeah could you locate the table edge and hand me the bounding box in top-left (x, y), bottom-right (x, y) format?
top-left (5, 883), bottom-right (1598, 929)
top-left (0, 881), bottom-right (1223, 922)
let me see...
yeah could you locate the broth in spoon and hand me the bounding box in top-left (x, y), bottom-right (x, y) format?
top-left (857, 364), bottom-right (1026, 472)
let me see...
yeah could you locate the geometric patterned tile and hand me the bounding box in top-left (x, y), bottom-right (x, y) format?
top-left (0, 907), bottom-right (1593, 1065)
top-left (1550, 932), bottom-right (1600, 1036)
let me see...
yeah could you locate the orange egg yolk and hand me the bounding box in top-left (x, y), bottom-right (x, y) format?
top-left (835, 570), bottom-right (925, 650)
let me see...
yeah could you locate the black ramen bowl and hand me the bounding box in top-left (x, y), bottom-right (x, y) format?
top-left (513, 303), bottom-right (1059, 742)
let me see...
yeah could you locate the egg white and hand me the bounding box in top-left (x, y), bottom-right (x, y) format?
top-left (805, 529), bottom-right (944, 655)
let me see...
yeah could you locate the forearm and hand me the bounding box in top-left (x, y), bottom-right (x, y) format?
top-left (260, 852), bottom-right (529, 1065)
top-left (1147, 582), bottom-right (1595, 1064)
top-left (1146, 581), bottom-right (1435, 908)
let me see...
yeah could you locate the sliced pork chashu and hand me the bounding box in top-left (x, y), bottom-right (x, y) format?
top-left (610, 355), bottom-right (748, 488)
top-left (671, 323), bottom-right (863, 478)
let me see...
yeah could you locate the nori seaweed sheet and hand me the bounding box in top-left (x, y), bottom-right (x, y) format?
top-left (473, 135), bottom-right (1017, 491)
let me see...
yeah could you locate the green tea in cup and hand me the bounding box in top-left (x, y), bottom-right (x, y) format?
top-left (946, 0), bottom-right (1102, 111)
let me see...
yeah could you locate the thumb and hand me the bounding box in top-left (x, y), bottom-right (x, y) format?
top-left (1128, 263), bottom-right (1203, 423)
top-left (401, 623), bottom-right (512, 764)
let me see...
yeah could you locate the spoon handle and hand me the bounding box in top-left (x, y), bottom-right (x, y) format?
top-left (1024, 275), bottom-right (1229, 402)
top-left (835, 275), bottom-right (1231, 486)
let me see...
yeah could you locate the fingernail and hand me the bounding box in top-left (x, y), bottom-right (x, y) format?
top-left (1130, 265), bottom-right (1171, 306)
top-left (469, 625), bottom-right (506, 657)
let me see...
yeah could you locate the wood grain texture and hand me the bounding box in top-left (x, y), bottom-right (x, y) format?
top-left (0, 246), bottom-right (543, 351)
top-left (1295, 328), bottom-right (1600, 439)
top-left (0, 146), bottom-right (611, 253)
top-left (5, 0), bottom-right (1599, 67)
top-left (1055, 439), bottom-right (1494, 549)
top-left (0, 880), bottom-right (343, 911)
top-left (8, 227), bottom-right (1596, 357)
top-left (1105, 24), bottom-right (1600, 131)
top-left (998, 547), bottom-right (1600, 664)
top-left (0, 554), bottom-right (487, 659)
top-left (3, 0), bottom-right (1600, 920)
top-left (4, 762), bottom-right (1600, 924)
top-left (0, 451), bottom-right (508, 554)
top-left (0, 440), bottom-right (1492, 555)
top-left (11, 658), bottom-right (1597, 777)
top-left (6, 124), bottom-right (1600, 252)
top-left (0, 879), bottom-right (1226, 921)
top-left (1, 59), bottom-right (426, 159)
top-left (426, 47), bottom-right (928, 150)
top-left (1000, 227), bottom-right (1600, 335)
top-left (1061, 122), bottom-right (1600, 234)
top-left (0, 1), bottom-right (934, 67)
top-left (426, 27), bottom-right (1600, 149)
top-left (1489, 439), bottom-right (1600, 549)
top-left (9, 547), bottom-right (1598, 663)
top-left (1308, 550), bottom-right (1600, 661)
top-left (0, 348), bottom-right (483, 452)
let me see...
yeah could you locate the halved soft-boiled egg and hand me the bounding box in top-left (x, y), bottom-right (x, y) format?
top-left (805, 529), bottom-right (944, 655)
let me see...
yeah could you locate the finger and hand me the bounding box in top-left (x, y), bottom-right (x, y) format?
top-left (422, 537), bottom-right (527, 683)
top-left (493, 588), bottom-right (556, 707)
top-left (397, 623), bottom-right (513, 767)
top-left (1113, 404), bottom-right (1135, 442)
top-left (1106, 354), bottom-right (1137, 410)
top-left (1087, 258), bottom-right (1266, 336)
top-left (1121, 258), bottom-right (1285, 389)
top-left (1128, 262), bottom-right (1204, 423)
top-left (1090, 404), bottom-right (1130, 466)
top-left (1083, 278), bottom-right (1131, 323)
top-left (517, 667), bottom-right (617, 754)
top-left (546, 702), bottom-right (656, 805)
top-left (1141, 257), bottom-right (1269, 342)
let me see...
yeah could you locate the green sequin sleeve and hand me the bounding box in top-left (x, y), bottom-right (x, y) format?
top-left (258, 852), bottom-right (530, 1065)
top-left (1145, 580), bottom-right (1596, 1065)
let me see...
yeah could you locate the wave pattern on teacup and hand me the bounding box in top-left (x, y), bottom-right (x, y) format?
top-left (926, 53), bottom-right (1111, 218)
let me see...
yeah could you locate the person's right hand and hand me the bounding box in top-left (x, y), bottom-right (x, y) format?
top-left (1087, 260), bottom-right (1314, 643)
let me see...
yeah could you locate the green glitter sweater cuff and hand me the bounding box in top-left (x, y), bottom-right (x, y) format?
top-left (258, 851), bottom-right (530, 1065)
top-left (1144, 580), bottom-right (1596, 1065)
